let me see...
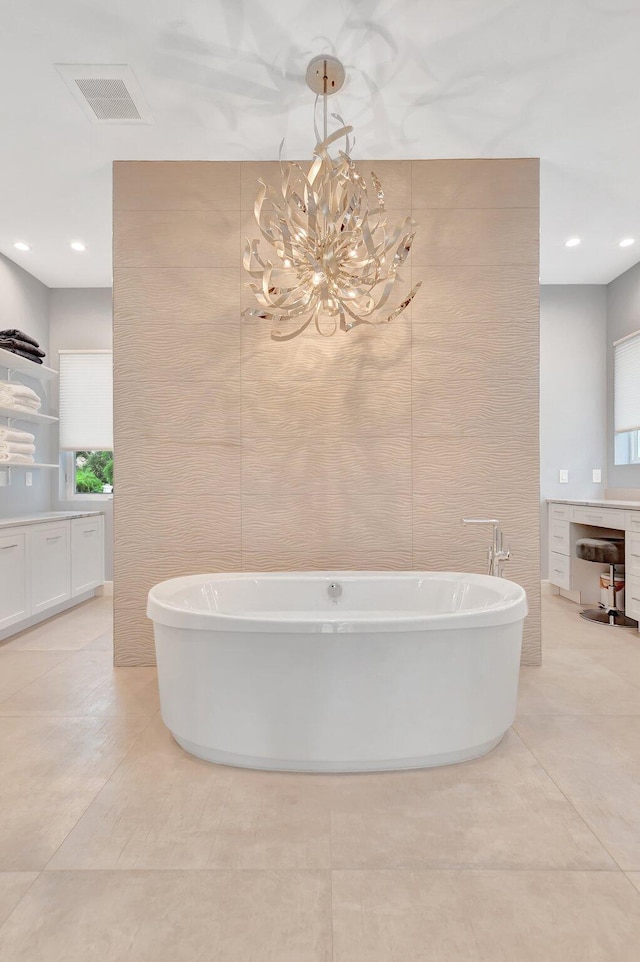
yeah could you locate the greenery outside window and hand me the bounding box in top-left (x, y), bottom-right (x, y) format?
top-left (72, 450), bottom-right (113, 495)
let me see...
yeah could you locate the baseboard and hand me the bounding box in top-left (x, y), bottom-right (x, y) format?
top-left (96, 581), bottom-right (113, 597)
top-left (559, 587), bottom-right (581, 605)
top-left (0, 588), bottom-right (98, 644)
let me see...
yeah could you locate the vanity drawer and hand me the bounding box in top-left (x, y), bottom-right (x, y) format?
top-left (549, 503), bottom-right (570, 522)
top-left (571, 506), bottom-right (624, 528)
top-left (626, 512), bottom-right (640, 533)
top-left (549, 551), bottom-right (571, 589)
top-left (549, 519), bottom-right (571, 555)
top-left (626, 534), bottom-right (640, 574)
top-left (625, 575), bottom-right (640, 621)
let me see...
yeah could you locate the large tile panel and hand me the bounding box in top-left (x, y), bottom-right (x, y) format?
top-left (515, 715), bottom-right (640, 870)
top-left (411, 207), bottom-right (539, 266)
top-left (113, 161), bottom-right (241, 211)
top-left (0, 870), bottom-right (331, 962)
top-left (411, 158), bottom-right (539, 209)
top-left (332, 869), bottom-right (640, 962)
top-left (0, 715), bottom-right (149, 870)
top-left (113, 211), bottom-right (240, 268)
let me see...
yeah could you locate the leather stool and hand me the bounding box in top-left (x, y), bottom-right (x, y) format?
top-left (575, 537), bottom-right (637, 627)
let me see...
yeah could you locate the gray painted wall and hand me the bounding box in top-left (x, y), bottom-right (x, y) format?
top-left (49, 288), bottom-right (113, 579)
top-left (540, 285), bottom-right (608, 576)
top-left (607, 261), bottom-right (640, 490)
top-left (0, 253), bottom-right (52, 516)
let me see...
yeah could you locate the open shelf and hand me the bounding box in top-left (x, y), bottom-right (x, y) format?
top-left (0, 462), bottom-right (58, 469)
top-left (0, 405), bottom-right (58, 424)
top-left (0, 347), bottom-right (58, 381)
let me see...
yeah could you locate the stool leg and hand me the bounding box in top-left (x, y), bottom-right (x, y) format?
top-left (609, 564), bottom-right (616, 625)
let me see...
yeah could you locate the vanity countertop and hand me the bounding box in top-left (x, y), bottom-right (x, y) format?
top-left (0, 510), bottom-right (103, 530)
top-left (546, 498), bottom-right (640, 510)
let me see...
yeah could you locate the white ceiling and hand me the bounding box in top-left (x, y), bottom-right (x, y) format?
top-left (1, 0), bottom-right (640, 288)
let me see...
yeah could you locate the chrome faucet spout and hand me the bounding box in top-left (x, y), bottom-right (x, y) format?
top-left (462, 518), bottom-right (511, 577)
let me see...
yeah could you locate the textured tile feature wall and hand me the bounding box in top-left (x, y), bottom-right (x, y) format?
top-left (113, 159), bottom-right (540, 666)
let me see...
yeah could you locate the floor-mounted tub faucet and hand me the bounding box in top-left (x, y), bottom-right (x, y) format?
top-left (462, 518), bottom-right (511, 578)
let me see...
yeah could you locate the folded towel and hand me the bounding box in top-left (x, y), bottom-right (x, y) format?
top-left (0, 441), bottom-right (36, 455)
top-left (0, 452), bottom-right (34, 464)
top-left (0, 387), bottom-right (40, 408)
top-left (0, 381), bottom-right (41, 401)
top-left (0, 381), bottom-right (41, 407)
top-left (0, 397), bottom-right (41, 414)
top-left (0, 338), bottom-right (45, 358)
top-left (0, 330), bottom-right (41, 349)
top-left (0, 428), bottom-right (35, 443)
top-left (0, 345), bottom-right (44, 364)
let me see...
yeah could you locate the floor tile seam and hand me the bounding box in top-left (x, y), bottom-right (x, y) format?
top-left (512, 721), bottom-right (626, 872)
top-left (0, 711), bottom-right (158, 719)
top-left (27, 866), bottom-right (630, 876)
top-left (0, 647), bottom-right (79, 708)
top-left (40, 711), bottom-right (159, 874)
top-left (327, 865), bottom-right (626, 874)
top-left (624, 871), bottom-right (640, 892)
top-left (0, 870), bottom-right (42, 937)
top-left (622, 872), bottom-right (640, 902)
top-left (37, 867), bottom-right (333, 876)
top-left (36, 863), bottom-right (623, 874)
top-left (328, 805), bottom-right (334, 961)
top-left (516, 702), bottom-right (640, 722)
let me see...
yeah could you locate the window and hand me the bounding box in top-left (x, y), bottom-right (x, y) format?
top-left (73, 451), bottom-right (113, 495)
top-left (614, 331), bottom-right (640, 466)
top-left (59, 350), bottom-right (113, 499)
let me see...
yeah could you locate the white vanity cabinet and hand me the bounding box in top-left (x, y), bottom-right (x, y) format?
top-left (30, 522), bottom-right (71, 614)
top-left (0, 528), bottom-right (29, 630)
top-left (547, 499), bottom-right (640, 630)
top-left (71, 516), bottom-right (104, 596)
top-left (0, 512), bottom-right (105, 641)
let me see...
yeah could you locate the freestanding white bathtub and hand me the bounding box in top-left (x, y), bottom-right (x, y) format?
top-left (147, 571), bottom-right (527, 773)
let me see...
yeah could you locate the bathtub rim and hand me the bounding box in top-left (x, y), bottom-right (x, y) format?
top-left (147, 570), bottom-right (528, 633)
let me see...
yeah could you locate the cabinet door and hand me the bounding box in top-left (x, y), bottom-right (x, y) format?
top-left (71, 517), bottom-right (104, 596)
top-left (30, 523), bottom-right (71, 614)
top-left (0, 530), bottom-right (28, 629)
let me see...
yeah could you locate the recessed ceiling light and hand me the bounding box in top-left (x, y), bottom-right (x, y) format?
top-left (619, 237), bottom-right (635, 248)
top-left (70, 241), bottom-right (87, 252)
top-left (13, 241), bottom-right (31, 251)
top-left (565, 237), bottom-right (581, 248)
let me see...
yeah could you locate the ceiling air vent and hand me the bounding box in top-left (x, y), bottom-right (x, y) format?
top-left (55, 64), bottom-right (153, 125)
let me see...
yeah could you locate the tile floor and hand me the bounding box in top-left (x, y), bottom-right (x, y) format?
top-left (0, 588), bottom-right (639, 959)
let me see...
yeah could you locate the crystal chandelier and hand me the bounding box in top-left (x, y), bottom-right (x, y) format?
top-left (243, 55), bottom-right (421, 340)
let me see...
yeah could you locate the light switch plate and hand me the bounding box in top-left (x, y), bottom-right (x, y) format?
top-left (25, 472), bottom-right (33, 487)
top-left (0, 470), bottom-right (7, 487)
top-left (592, 469), bottom-right (602, 483)
top-left (559, 469), bottom-right (569, 483)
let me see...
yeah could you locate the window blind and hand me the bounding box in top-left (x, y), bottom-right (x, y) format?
top-left (59, 350), bottom-right (113, 450)
top-left (614, 330), bottom-right (640, 434)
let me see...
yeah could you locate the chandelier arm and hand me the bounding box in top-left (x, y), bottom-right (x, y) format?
top-left (370, 171), bottom-right (385, 210)
top-left (385, 282), bottom-right (423, 323)
top-left (272, 305), bottom-right (319, 341)
top-left (314, 126), bottom-right (354, 157)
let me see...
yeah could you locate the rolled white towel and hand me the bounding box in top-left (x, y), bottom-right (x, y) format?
top-left (0, 393), bottom-right (41, 412)
top-left (0, 381), bottom-right (41, 402)
top-left (0, 452), bottom-right (34, 464)
top-left (0, 441), bottom-right (36, 455)
top-left (0, 427), bottom-right (35, 443)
